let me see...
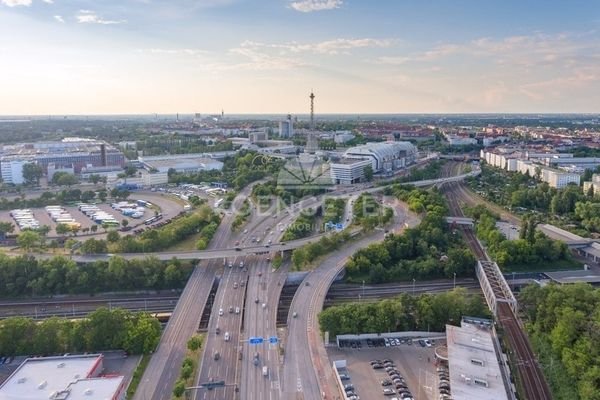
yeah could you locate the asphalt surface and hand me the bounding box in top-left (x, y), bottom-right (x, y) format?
top-left (133, 184), bottom-right (256, 400)
top-left (280, 200), bottom-right (420, 400)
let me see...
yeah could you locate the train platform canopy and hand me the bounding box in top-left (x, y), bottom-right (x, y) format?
top-left (545, 269), bottom-right (600, 284)
top-left (446, 321), bottom-right (510, 400)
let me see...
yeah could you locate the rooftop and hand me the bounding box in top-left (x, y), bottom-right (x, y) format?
top-left (0, 354), bottom-right (123, 400)
top-left (64, 377), bottom-right (124, 400)
top-left (545, 269), bottom-right (600, 284)
top-left (446, 322), bottom-right (509, 400)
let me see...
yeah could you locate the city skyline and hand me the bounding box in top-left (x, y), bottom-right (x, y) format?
top-left (1, 0), bottom-right (599, 114)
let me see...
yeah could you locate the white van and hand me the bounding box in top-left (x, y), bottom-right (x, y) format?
top-left (224, 332), bottom-right (230, 342)
top-left (262, 366), bottom-right (269, 377)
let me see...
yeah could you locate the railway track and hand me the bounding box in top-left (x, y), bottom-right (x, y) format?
top-left (443, 180), bottom-right (552, 399)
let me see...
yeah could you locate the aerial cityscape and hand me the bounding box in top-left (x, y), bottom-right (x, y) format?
top-left (1, 1), bottom-right (599, 400)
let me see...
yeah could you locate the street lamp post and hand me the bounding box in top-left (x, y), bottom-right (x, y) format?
top-left (453, 272), bottom-right (456, 290)
top-left (412, 278), bottom-right (416, 295)
top-left (362, 280), bottom-right (365, 299)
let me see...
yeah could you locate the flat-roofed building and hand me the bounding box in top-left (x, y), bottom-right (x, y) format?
top-left (0, 354), bottom-right (125, 400)
top-left (330, 158), bottom-right (372, 184)
top-left (139, 154), bottom-right (224, 173)
top-left (446, 319), bottom-right (510, 400)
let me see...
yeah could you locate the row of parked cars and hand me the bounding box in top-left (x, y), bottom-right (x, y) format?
top-left (0, 356), bottom-right (14, 365)
top-left (340, 337), bottom-right (435, 349)
top-left (342, 383), bottom-right (359, 400)
top-left (437, 366), bottom-right (452, 399)
top-left (371, 359), bottom-right (414, 399)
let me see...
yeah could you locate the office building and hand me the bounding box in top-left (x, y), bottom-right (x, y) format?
top-left (0, 159), bottom-right (26, 184)
top-left (0, 354), bottom-right (126, 400)
top-left (0, 139), bottom-right (125, 184)
top-left (279, 114), bottom-right (294, 138)
top-left (330, 158), bottom-right (372, 184)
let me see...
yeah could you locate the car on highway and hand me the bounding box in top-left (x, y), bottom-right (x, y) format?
top-left (239, 261), bottom-right (244, 267)
top-left (262, 366), bottom-right (269, 377)
top-left (218, 308), bottom-right (224, 316)
top-left (224, 332), bottom-right (230, 342)
top-left (292, 312), bottom-right (298, 318)
top-left (235, 247), bottom-right (241, 251)
top-left (243, 229), bottom-right (248, 234)
top-left (258, 271), bottom-right (262, 277)
top-left (235, 307), bottom-right (240, 314)
top-left (254, 298), bottom-right (259, 303)
top-left (233, 282), bottom-right (238, 289)
top-left (229, 306), bottom-right (234, 313)
top-left (253, 352), bottom-right (259, 365)
top-left (228, 261), bottom-right (233, 268)
top-left (215, 327), bottom-right (220, 335)
top-left (262, 303), bottom-right (266, 309)
top-left (213, 351), bottom-right (220, 361)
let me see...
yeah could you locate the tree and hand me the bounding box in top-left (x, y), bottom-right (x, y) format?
top-left (364, 165), bottom-right (374, 182)
top-left (81, 238), bottom-right (108, 254)
top-left (90, 224), bottom-right (98, 234)
top-left (107, 230), bottom-right (120, 243)
top-left (121, 219), bottom-right (129, 228)
top-left (187, 335), bottom-right (203, 351)
top-left (17, 230), bottom-right (41, 252)
top-left (22, 163), bottom-right (43, 185)
top-left (173, 380), bottom-right (185, 398)
top-left (98, 190), bottom-right (107, 203)
top-left (0, 222), bottom-right (15, 237)
top-left (52, 172), bottom-right (78, 186)
top-left (56, 223), bottom-right (71, 237)
top-left (89, 174), bottom-right (101, 184)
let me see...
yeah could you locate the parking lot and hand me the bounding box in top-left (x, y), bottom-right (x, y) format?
top-left (329, 335), bottom-right (446, 400)
top-left (0, 194), bottom-right (184, 237)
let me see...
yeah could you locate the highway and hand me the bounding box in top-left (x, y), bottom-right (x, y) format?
top-left (193, 192), bottom-right (308, 400)
top-left (133, 183), bottom-right (257, 400)
top-left (194, 254), bottom-right (248, 400)
top-left (281, 198), bottom-right (421, 399)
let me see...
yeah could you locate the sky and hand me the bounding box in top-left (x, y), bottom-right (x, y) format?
top-left (1, 0), bottom-right (599, 115)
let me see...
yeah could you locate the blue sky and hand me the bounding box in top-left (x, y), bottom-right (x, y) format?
top-left (1, 0), bottom-right (599, 114)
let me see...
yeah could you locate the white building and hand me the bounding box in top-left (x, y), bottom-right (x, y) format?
top-left (114, 171), bottom-right (169, 187)
top-left (343, 142), bottom-right (417, 174)
top-left (583, 174), bottom-right (600, 194)
top-left (445, 134), bottom-right (477, 146)
top-left (333, 131), bottom-right (355, 144)
top-left (481, 150), bottom-right (581, 188)
top-left (446, 319), bottom-right (510, 400)
top-left (330, 158), bottom-right (372, 184)
top-left (0, 159), bottom-right (27, 184)
top-left (139, 154), bottom-right (224, 173)
top-left (0, 354), bottom-right (126, 400)
top-left (279, 115), bottom-right (294, 138)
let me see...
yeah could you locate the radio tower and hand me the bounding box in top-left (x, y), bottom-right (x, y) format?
top-left (305, 91), bottom-right (319, 154)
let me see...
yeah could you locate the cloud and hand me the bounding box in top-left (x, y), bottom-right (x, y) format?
top-left (42, 0), bottom-right (53, 3)
top-left (290, 0), bottom-right (342, 13)
top-left (1, 0), bottom-right (32, 6)
top-left (239, 38), bottom-right (393, 56)
top-left (76, 10), bottom-right (126, 25)
top-left (54, 15), bottom-right (64, 23)
top-left (140, 48), bottom-right (209, 56)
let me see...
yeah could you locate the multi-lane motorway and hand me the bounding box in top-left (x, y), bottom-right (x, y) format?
top-left (133, 182), bottom-right (259, 400)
